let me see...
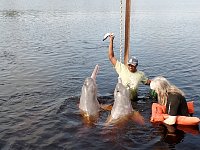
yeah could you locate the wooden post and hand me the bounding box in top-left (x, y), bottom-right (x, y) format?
top-left (124, 0), bottom-right (131, 66)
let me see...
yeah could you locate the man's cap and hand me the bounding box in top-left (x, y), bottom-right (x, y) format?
top-left (128, 57), bottom-right (138, 66)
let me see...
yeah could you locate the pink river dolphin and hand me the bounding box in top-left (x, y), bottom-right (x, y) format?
top-left (79, 65), bottom-right (100, 123)
top-left (105, 78), bottom-right (145, 126)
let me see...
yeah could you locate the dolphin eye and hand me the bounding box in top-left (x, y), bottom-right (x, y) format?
top-left (84, 82), bottom-right (89, 86)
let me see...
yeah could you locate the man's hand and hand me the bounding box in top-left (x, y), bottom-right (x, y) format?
top-left (103, 33), bottom-right (115, 41)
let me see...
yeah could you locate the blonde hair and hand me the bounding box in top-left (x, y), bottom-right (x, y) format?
top-left (150, 76), bottom-right (185, 105)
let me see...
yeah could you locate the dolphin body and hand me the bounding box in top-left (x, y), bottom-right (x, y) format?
top-left (79, 65), bottom-right (100, 123)
top-left (105, 78), bottom-right (144, 125)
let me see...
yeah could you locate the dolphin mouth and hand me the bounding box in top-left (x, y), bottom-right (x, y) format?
top-left (91, 65), bottom-right (99, 80)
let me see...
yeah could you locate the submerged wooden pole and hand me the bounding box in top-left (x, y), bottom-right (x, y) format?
top-left (124, 0), bottom-right (131, 66)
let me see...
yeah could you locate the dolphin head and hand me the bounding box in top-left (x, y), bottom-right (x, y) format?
top-left (105, 78), bottom-right (145, 126)
top-left (79, 65), bottom-right (100, 118)
top-left (110, 79), bottom-right (133, 120)
top-left (81, 77), bottom-right (97, 102)
top-left (114, 82), bottom-right (129, 103)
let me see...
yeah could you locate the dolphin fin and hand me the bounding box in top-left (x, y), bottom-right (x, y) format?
top-left (100, 104), bottom-right (113, 111)
top-left (131, 111), bottom-right (145, 125)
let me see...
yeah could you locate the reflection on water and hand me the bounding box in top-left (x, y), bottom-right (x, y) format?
top-left (0, 0), bottom-right (200, 149)
top-left (2, 10), bottom-right (21, 17)
top-left (150, 124), bottom-right (185, 149)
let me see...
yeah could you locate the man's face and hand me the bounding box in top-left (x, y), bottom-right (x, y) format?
top-left (128, 64), bottom-right (137, 73)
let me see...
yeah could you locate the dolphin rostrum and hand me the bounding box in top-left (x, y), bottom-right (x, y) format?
top-left (105, 78), bottom-right (145, 126)
top-left (79, 65), bottom-right (100, 123)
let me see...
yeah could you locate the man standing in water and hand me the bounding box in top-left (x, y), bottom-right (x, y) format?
top-left (107, 34), bottom-right (151, 100)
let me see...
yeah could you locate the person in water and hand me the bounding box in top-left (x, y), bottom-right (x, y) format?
top-left (150, 76), bottom-right (189, 125)
top-left (108, 34), bottom-right (151, 100)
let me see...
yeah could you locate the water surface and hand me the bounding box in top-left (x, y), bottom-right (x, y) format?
top-left (0, 0), bottom-right (200, 149)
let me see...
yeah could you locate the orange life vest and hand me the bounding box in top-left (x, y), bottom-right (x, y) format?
top-left (150, 101), bottom-right (200, 126)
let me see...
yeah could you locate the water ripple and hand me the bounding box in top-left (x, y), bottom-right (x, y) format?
top-left (1, 2), bottom-right (200, 149)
